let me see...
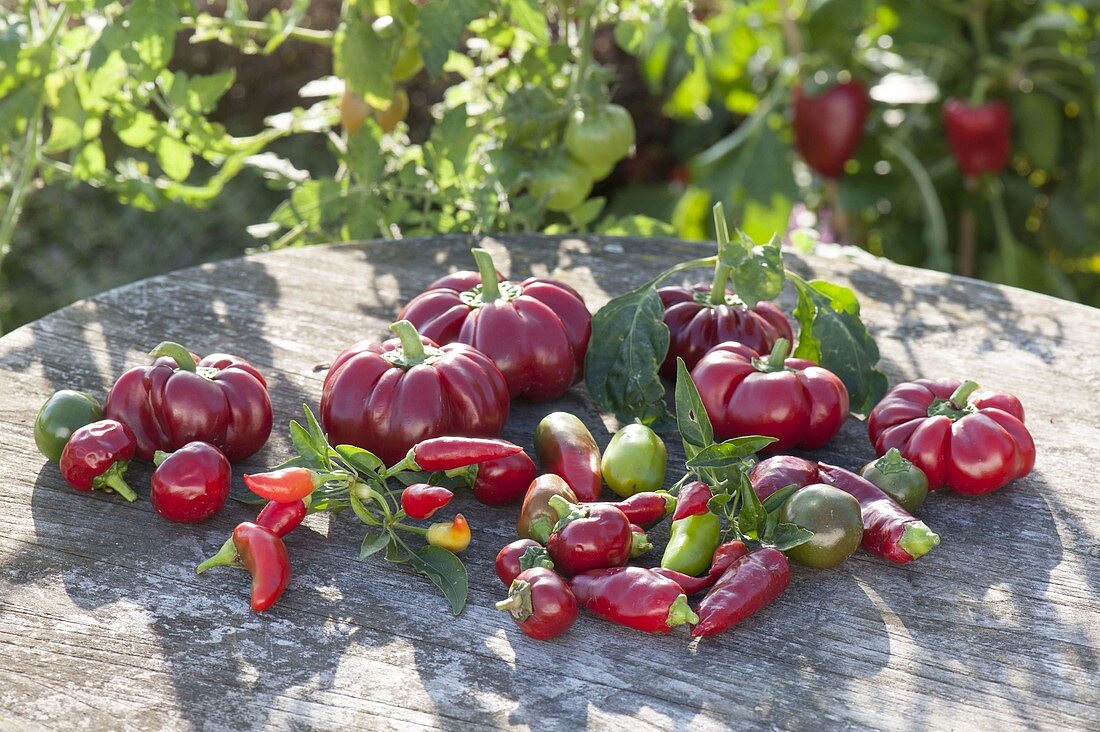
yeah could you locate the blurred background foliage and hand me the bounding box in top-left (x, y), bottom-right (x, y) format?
top-left (1, 0), bottom-right (1098, 333)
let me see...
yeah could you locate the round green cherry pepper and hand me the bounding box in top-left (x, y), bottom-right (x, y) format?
top-left (601, 424), bottom-right (667, 498)
top-left (660, 511), bottom-right (721, 577)
top-left (34, 390), bottom-right (103, 463)
top-left (779, 484), bottom-right (863, 569)
top-left (860, 448), bottom-right (929, 513)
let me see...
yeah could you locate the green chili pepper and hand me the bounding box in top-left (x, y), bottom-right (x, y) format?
top-left (34, 390), bottom-right (103, 463)
top-left (660, 511), bottom-right (721, 577)
top-left (601, 423), bottom-right (667, 498)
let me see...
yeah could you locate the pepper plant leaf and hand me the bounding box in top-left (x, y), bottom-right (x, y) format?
top-left (685, 436), bottom-right (777, 470)
top-left (359, 530), bottom-right (391, 560)
top-left (767, 522), bottom-right (815, 552)
top-left (411, 546), bottom-right (469, 615)
top-left (722, 231), bottom-right (786, 308)
top-left (674, 357), bottom-right (713, 459)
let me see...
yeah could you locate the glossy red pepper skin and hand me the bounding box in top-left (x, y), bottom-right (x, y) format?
top-left (255, 499), bottom-right (308, 537)
top-left (692, 341), bottom-right (849, 452)
top-left (749, 455), bottom-right (820, 500)
top-left (495, 539), bottom-right (554, 586)
top-left (400, 483), bottom-right (453, 519)
top-left (570, 567), bottom-right (699, 635)
top-left (942, 99), bottom-right (1011, 177)
top-left (867, 378), bottom-right (1034, 494)
top-left (59, 420), bottom-right (137, 502)
top-left (546, 498), bottom-right (632, 576)
top-left (692, 547), bottom-right (791, 638)
top-left (472, 448), bottom-right (537, 506)
top-left (534, 412), bottom-right (602, 502)
top-left (398, 249), bottom-right (592, 401)
top-left (792, 80), bottom-right (870, 178)
top-left (320, 324), bottom-right (509, 466)
top-left (652, 541), bottom-right (749, 596)
top-left (244, 467), bottom-right (316, 502)
top-left (232, 522), bottom-right (290, 612)
top-left (104, 348), bottom-right (272, 462)
top-left (607, 492), bottom-right (675, 529)
top-left (817, 463), bottom-right (940, 563)
top-left (411, 437), bottom-right (522, 472)
top-left (672, 481), bottom-right (712, 521)
top-left (657, 284), bottom-right (793, 377)
top-left (497, 567), bottom-right (578, 641)
top-left (151, 442), bottom-right (230, 522)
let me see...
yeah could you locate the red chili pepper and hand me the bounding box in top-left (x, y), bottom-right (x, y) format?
top-left (472, 448), bottom-right (537, 506)
top-left (545, 495), bottom-right (632, 576)
top-left (232, 522), bottom-right (291, 612)
top-left (411, 436), bottom-right (523, 472)
top-left (570, 566), bottom-right (699, 635)
top-left (495, 539), bottom-right (554, 586)
top-left (657, 284), bottom-right (793, 377)
top-left (691, 339), bottom-right (849, 452)
top-left (817, 463), bottom-right (940, 563)
top-left (868, 378), bottom-right (1034, 495)
top-left (606, 492), bottom-right (675, 529)
top-left (196, 498), bottom-right (307, 574)
top-left (652, 540), bottom-right (749, 595)
top-left (104, 343), bottom-right (272, 462)
top-left (942, 98), bottom-right (1011, 177)
top-left (496, 567), bottom-right (578, 641)
top-left (243, 467), bottom-right (317, 502)
top-left (749, 455), bottom-right (819, 500)
top-left (151, 441), bottom-right (231, 523)
top-left (58, 420), bottom-right (138, 502)
top-left (792, 80), bottom-right (870, 179)
top-left (320, 320), bottom-right (510, 465)
top-left (516, 474), bottom-right (578, 544)
top-left (401, 483), bottom-right (453, 519)
top-left (426, 514), bottom-right (471, 553)
top-left (691, 547), bottom-right (791, 638)
top-left (672, 481), bottom-right (712, 521)
top-left (398, 248), bottom-right (592, 401)
top-left (534, 412), bottom-right (602, 502)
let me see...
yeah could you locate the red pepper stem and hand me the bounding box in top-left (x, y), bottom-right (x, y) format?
top-left (100, 469), bottom-right (137, 502)
top-left (148, 341), bottom-right (197, 372)
top-left (949, 380), bottom-right (981, 408)
top-left (389, 320), bottom-right (427, 363)
top-left (471, 248), bottom-right (501, 301)
top-left (196, 537), bottom-right (238, 574)
top-left (666, 594), bottom-right (700, 628)
top-left (766, 338), bottom-right (789, 369)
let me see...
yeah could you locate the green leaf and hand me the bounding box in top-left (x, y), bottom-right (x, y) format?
top-left (685, 436), bottom-right (777, 470)
top-left (506, 0), bottom-right (548, 42)
top-left (43, 83), bottom-right (86, 154)
top-left (737, 472), bottom-right (767, 540)
top-left (127, 0), bottom-right (180, 71)
top-left (410, 545), bottom-right (469, 615)
top-left (187, 70), bottom-right (236, 114)
top-left (418, 0), bottom-right (488, 78)
top-left (761, 483), bottom-right (801, 514)
top-left (114, 110), bottom-right (160, 148)
top-left (674, 357), bottom-right (713, 458)
top-left (72, 140), bottom-right (106, 178)
top-left (722, 231), bottom-right (785, 307)
top-left (335, 14), bottom-right (396, 106)
top-left (767, 522), bottom-right (814, 552)
top-left (157, 135), bottom-right (193, 181)
top-left (790, 276), bottom-right (888, 414)
top-left (335, 444), bottom-right (384, 477)
top-left (290, 420), bottom-right (326, 470)
top-left (359, 530), bottom-right (392, 560)
top-left (348, 487), bottom-right (381, 526)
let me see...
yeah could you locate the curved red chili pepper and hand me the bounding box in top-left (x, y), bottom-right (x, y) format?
top-left (401, 483), bottom-right (453, 519)
top-left (692, 547), bottom-right (791, 638)
top-left (232, 522), bottom-right (290, 612)
top-left (607, 492), bottom-right (676, 529)
top-left (672, 481), bottom-right (712, 521)
top-left (196, 498), bottom-right (307, 574)
top-left (570, 566), bottom-right (698, 635)
top-left (243, 467), bottom-right (317, 502)
top-left (411, 437), bottom-right (522, 472)
top-left (652, 541), bottom-right (748, 595)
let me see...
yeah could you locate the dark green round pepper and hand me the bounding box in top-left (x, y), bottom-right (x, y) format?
top-left (779, 484), bottom-right (862, 569)
top-left (660, 511), bottom-right (721, 577)
top-left (860, 448), bottom-right (929, 513)
top-left (34, 390), bottom-right (103, 463)
top-left (601, 423), bottom-right (667, 498)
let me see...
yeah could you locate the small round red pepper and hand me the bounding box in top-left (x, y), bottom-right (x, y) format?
top-left (426, 514), bottom-right (471, 553)
top-left (495, 539), bottom-right (554, 586)
top-left (691, 547), bottom-right (791, 638)
top-left (401, 483), bottom-right (453, 519)
top-left (496, 567), bottom-right (578, 641)
top-left (151, 441), bottom-right (231, 523)
top-left (243, 467), bottom-right (318, 502)
top-left (409, 436), bottom-right (522, 472)
top-left (792, 80), bottom-right (870, 179)
top-left (232, 522), bottom-right (291, 612)
top-left (545, 496), bottom-right (632, 576)
top-left (672, 481), bottom-right (712, 521)
top-left (59, 419), bottom-right (138, 502)
top-left (942, 98), bottom-right (1011, 178)
top-left (472, 448), bottom-right (537, 506)
top-left (570, 566), bottom-right (699, 635)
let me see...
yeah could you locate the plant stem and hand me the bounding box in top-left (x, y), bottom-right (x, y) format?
top-left (957, 178), bottom-right (979, 277)
top-left (985, 177), bottom-right (1021, 284)
top-left (391, 522), bottom-right (428, 537)
top-left (566, 1), bottom-right (596, 107)
top-left (709, 203), bottom-right (732, 305)
top-left (389, 320), bottom-right (427, 361)
top-left (471, 248), bottom-right (501, 300)
top-left (824, 179), bottom-right (850, 244)
top-left (776, 0), bottom-right (804, 61)
top-left (180, 16), bottom-right (334, 47)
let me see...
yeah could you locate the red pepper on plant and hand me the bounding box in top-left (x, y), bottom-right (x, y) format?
top-left (196, 498), bottom-right (308, 574)
top-left (398, 247), bottom-right (592, 401)
top-left (151, 441), bottom-right (231, 522)
top-left (691, 547), bottom-right (791, 638)
top-left (495, 539), bottom-right (554, 586)
top-left (942, 98), bottom-right (1011, 178)
top-left (545, 495), bottom-right (632, 576)
top-left (59, 419), bottom-right (138, 502)
top-left (497, 567), bottom-right (578, 641)
top-left (401, 483), bottom-right (453, 519)
top-left (320, 320), bottom-right (510, 465)
top-left (792, 80), bottom-right (870, 179)
top-left (569, 566), bottom-right (699, 635)
top-left (244, 466), bottom-right (319, 503)
top-left (232, 522), bottom-right (291, 612)
top-left (104, 343), bottom-right (273, 462)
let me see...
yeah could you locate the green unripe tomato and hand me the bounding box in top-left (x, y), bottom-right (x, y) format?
top-left (860, 448), bottom-right (929, 513)
top-left (527, 157), bottom-right (593, 212)
top-left (779, 484), bottom-right (863, 569)
top-left (601, 424), bottom-right (667, 498)
top-left (34, 389), bottom-right (102, 463)
top-left (661, 512), bottom-right (721, 577)
top-left (564, 104), bottom-right (636, 169)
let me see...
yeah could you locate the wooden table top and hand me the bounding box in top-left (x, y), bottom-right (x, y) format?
top-left (1, 235), bottom-right (1097, 731)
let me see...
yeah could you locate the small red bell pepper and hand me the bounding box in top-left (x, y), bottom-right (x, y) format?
top-left (244, 467), bottom-right (318, 503)
top-left (104, 342), bottom-right (272, 462)
top-left (409, 436), bottom-right (522, 472)
top-left (495, 539), bottom-right (554, 586)
top-left (672, 481), bottom-right (712, 521)
top-left (942, 98), bottom-right (1011, 178)
top-left (497, 567), bottom-right (578, 640)
top-left (58, 420), bottom-right (138, 502)
top-left (692, 547), bottom-right (791, 638)
top-left (867, 378), bottom-right (1035, 494)
top-left (749, 455), bottom-right (820, 500)
top-left (320, 320), bottom-right (510, 465)
top-left (652, 541), bottom-right (749, 596)
top-left (570, 566), bottom-right (699, 635)
top-left (533, 411), bottom-right (602, 502)
top-left (792, 80), bottom-right (870, 179)
top-left (426, 514), bottom-right (471, 553)
top-left (151, 441), bottom-right (231, 522)
top-left (400, 483), bottom-right (454, 519)
top-left (232, 522), bottom-right (291, 612)
top-left (691, 339), bottom-right (849, 451)
top-left (471, 448), bottom-right (537, 506)
top-left (607, 491), bottom-right (676, 529)
top-left (545, 496), bottom-right (632, 576)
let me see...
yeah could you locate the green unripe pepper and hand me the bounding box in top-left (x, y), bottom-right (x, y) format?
top-left (34, 390), bottom-right (103, 463)
top-left (860, 448), bottom-right (929, 513)
top-left (779, 484), bottom-right (863, 569)
top-left (601, 424), bottom-right (667, 498)
top-left (660, 511), bottom-right (721, 577)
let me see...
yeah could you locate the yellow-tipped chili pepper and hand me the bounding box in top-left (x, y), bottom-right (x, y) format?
top-left (427, 514), bottom-right (471, 553)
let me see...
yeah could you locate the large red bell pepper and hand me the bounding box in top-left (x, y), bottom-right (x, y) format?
top-left (867, 378), bottom-right (1034, 495)
top-left (104, 342), bottom-right (272, 462)
top-left (690, 339), bottom-right (849, 451)
top-left (942, 99), bottom-right (1011, 178)
top-left (792, 80), bottom-right (870, 179)
top-left (397, 248), bottom-right (591, 401)
top-left (320, 320), bottom-right (510, 465)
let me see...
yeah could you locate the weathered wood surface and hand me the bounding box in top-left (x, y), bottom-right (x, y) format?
top-left (0, 234), bottom-right (1097, 731)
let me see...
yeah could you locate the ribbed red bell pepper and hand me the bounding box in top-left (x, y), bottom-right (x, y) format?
top-left (792, 80), bottom-right (870, 179)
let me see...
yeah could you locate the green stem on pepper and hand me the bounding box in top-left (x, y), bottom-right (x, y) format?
top-left (148, 342), bottom-right (197, 372)
top-left (389, 320), bottom-right (428, 363)
top-left (709, 204), bottom-right (733, 305)
top-left (949, 379), bottom-right (981, 407)
top-left (471, 248), bottom-right (501, 301)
